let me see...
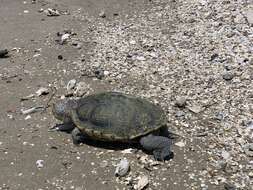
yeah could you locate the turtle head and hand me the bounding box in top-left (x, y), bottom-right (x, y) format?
top-left (52, 99), bottom-right (78, 123)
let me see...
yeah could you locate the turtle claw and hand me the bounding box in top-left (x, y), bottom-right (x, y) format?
top-left (153, 149), bottom-right (174, 161)
top-left (48, 125), bottom-right (61, 132)
top-left (153, 149), bottom-right (163, 161)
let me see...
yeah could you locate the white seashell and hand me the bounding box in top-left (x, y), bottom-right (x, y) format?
top-left (115, 158), bottom-right (130, 177)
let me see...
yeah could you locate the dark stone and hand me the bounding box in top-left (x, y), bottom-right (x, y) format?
top-left (94, 70), bottom-right (104, 80)
top-left (0, 49), bottom-right (9, 58)
top-left (58, 55), bottom-right (63, 60)
top-left (210, 53), bottom-right (219, 61)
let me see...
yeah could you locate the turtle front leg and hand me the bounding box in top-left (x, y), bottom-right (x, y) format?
top-left (71, 128), bottom-right (89, 145)
top-left (48, 123), bottom-right (75, 132)
top-left (140, 134), bottom-right (173, 161)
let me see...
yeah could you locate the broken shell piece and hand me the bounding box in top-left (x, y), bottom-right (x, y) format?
top-left (45, 8), bottom-right (60, 16)
top-left (60, 33), bottom-right (71, 44)
top-left (135, 175), bottom-right (149, 190)
top-left (121, 148), bottom-right (135, 154)
top-left (175, 97), bottom-right (187, 108)
top-left (187, 104), bottom-right (203, 113)
top-left (115, 158), bottom-right (130, 177)
top-left (21, 94), bottom-right (35, 101)
top-left (36, 87), bottom-right (49, 96)
top-left (21, 106), bottom-right (44, 115)
top-left (67, 79), bottom-right (77, 91)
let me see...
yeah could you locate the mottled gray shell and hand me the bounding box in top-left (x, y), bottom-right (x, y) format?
top-left (70, 92), bottom-right (167, 141)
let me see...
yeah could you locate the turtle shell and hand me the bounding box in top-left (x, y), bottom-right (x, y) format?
top-left (70, 92), bottom-right (167, 141)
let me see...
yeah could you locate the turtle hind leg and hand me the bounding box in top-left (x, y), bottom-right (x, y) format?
top-left (71, 128), bottom-right (90, 144)
top-left (139, 134), bottom-right (173, 161)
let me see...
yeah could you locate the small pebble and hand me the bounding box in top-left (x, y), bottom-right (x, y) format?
top-left (0, 49), bottom-right (8, 58)
top-left (223, 72), bottom-right (234, 81)
top-left (248, 172), bottom-right (253, 178)
top-left (221, 150), bottom-right (230, 160)
top-left (243, 143), bottom-right (253, 157)
top-left (58, 55), bottom-right (63, 60)
top-left (36, 160), bottom-right (44, 168)
top-left (246, 121), bottom-right (253, 129)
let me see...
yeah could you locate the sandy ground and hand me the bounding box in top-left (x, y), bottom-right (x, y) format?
top-left (0, 0), bottom-right (252, 190)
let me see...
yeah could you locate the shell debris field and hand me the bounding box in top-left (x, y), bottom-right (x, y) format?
top-left (0, 0), bottom-right (252, 189)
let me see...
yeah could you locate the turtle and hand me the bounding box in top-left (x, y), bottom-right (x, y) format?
top-left (51, 92), bottom-right (173, 161)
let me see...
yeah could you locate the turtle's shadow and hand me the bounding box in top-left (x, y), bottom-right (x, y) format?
top-left (52, 123), bottom-right (174, 156)
top-left (78, 138), bottom-right (141, 151)
top-left (0, 55), bottom-right (10, 59)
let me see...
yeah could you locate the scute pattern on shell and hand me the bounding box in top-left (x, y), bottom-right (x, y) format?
top-left (70, 92), bottom-right (166, 141)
